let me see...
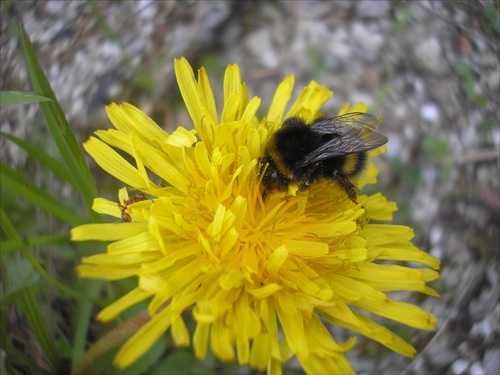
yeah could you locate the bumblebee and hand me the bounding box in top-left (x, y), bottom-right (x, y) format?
top-left (260, 112), bottom-right (388, 201)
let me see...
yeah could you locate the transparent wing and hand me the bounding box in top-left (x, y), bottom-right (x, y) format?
top-left (311, 112), bottom-right (380, 133)
top-left (301, 112), bottom-right (388, 165)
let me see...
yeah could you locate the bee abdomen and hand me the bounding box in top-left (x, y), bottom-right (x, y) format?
top-left (341, 153), bottom-right (368, 177)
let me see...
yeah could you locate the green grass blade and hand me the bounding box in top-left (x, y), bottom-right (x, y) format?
top-left (1, 132), bottom-right (79, 190)
top-left (0, 161), bottom-right (85, 226)
top-left (0, 243), bottom-right (102, 306)
top-left (1, 233), bottom-right (70, 254)
top-left (16, 292), bottom-right (57, 373)
top-left (71, 279), bottom-right (104, 369)
top-left (19, 24), bottom-right (102, 223)
top-left (0, 91), bottom-right (52, 106)
top-left (1, 209), bottom-right (61, 372)
top-left (0, 339), bottom-right (50, 375)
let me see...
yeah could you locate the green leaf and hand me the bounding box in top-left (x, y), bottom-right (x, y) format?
top-left (19, 24), bottom-right (102, 223)
top-left (389, 158), bottom-right (421, 188)
top-left (151, 349), bottom-right (194, 375)
top-left (0, 161), bottom-right (85, 226)
top-left (0, 91), bottom-right (52, 107)
top-left (392, 6), bottom-right (412, 32)
top-left (2, 252), bottom-right (40, 299)
top-left (0, 338), bottom-right (50, 375)
top-left (0, 132), bottom-right (78, 190)
top-left (0, 209), bottom-right (60, 372)
top-left (423, 137), bottom-right (449, 161)
top-left (370, 81), bottom-right (394, 114)
top-left (72, 280), bottom-right (104, 368)
top-left (484, 3), bottom-right (500, 33)
top-left (1, 240), bottom-right (101, 306)
top-left (1, 233), bottom-right (70, 254)
top-left (0, 208), bottom-right (102, 318)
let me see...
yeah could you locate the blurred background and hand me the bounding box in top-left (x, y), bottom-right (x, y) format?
top-left (1, 1), bottom-right (498, 374)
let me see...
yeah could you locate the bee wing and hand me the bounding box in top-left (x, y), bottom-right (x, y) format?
top-left (311, 112), bottom-right (381, 134)
top-left (301, 112), bottom-right (388, 165)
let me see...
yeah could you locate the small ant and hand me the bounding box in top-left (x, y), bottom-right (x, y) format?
top-left (118, 193), bottom-right (149, 222)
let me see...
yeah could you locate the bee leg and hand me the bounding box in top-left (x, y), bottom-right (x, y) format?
top-left (262, 189), bottom-right (268, 201)
top-left (337, 178), bottom-right (359, 202)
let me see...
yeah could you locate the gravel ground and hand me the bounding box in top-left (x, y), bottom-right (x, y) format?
top-left (1, 1), bottom-right (499, 374)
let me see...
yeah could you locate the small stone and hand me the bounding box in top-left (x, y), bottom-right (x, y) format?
top-left (244, 29), bottom-right (279, 69)
top-left (414, 36), bottom-right (444, 73)
top-left (492, 128), bottom-right (500, 148)
top-left (420, 102), bottom-right (440, 123)
top-left (421, 165), bottom-right (439, 187)
top-left (430, 245), bottom-right (443, 260)
top-left (460, 124), bottom-right (479, 148)
top-left (327, 28), bottom-right (352, 65)
top-left (411, 189), bottom-right (439, 223)
top-left (45, 1), bottom-right (65, 14)
top-left (482, 348), bottom-right (500, 375)
top-left (198, 1), bottom-right (231, 36)
top-left (356, 0), bottom-right (390, 18)
top-left (469, 362), bottom-right (486, 375)
top-left (471, 318), bottom-right (494, 339)
top-left (429, 226), bottom-right (443, 246)
top-left (385, 133), bottom-right (403, 159)
top-left (451, 359), bottom-right (470, 375)
top-left (136, 0), bottom-right (157, 20)
top-left (485, 67), bottom-right (500, 91)
top-left (426, 336), bottom-right (456, 367)
top-left (351, 22), bottom-right (384, 59)
top-left (349, 91), bottom-right (373, 108)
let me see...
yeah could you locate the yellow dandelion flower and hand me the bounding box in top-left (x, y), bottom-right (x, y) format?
top-left (71, 57), bottom-right (440, 374)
